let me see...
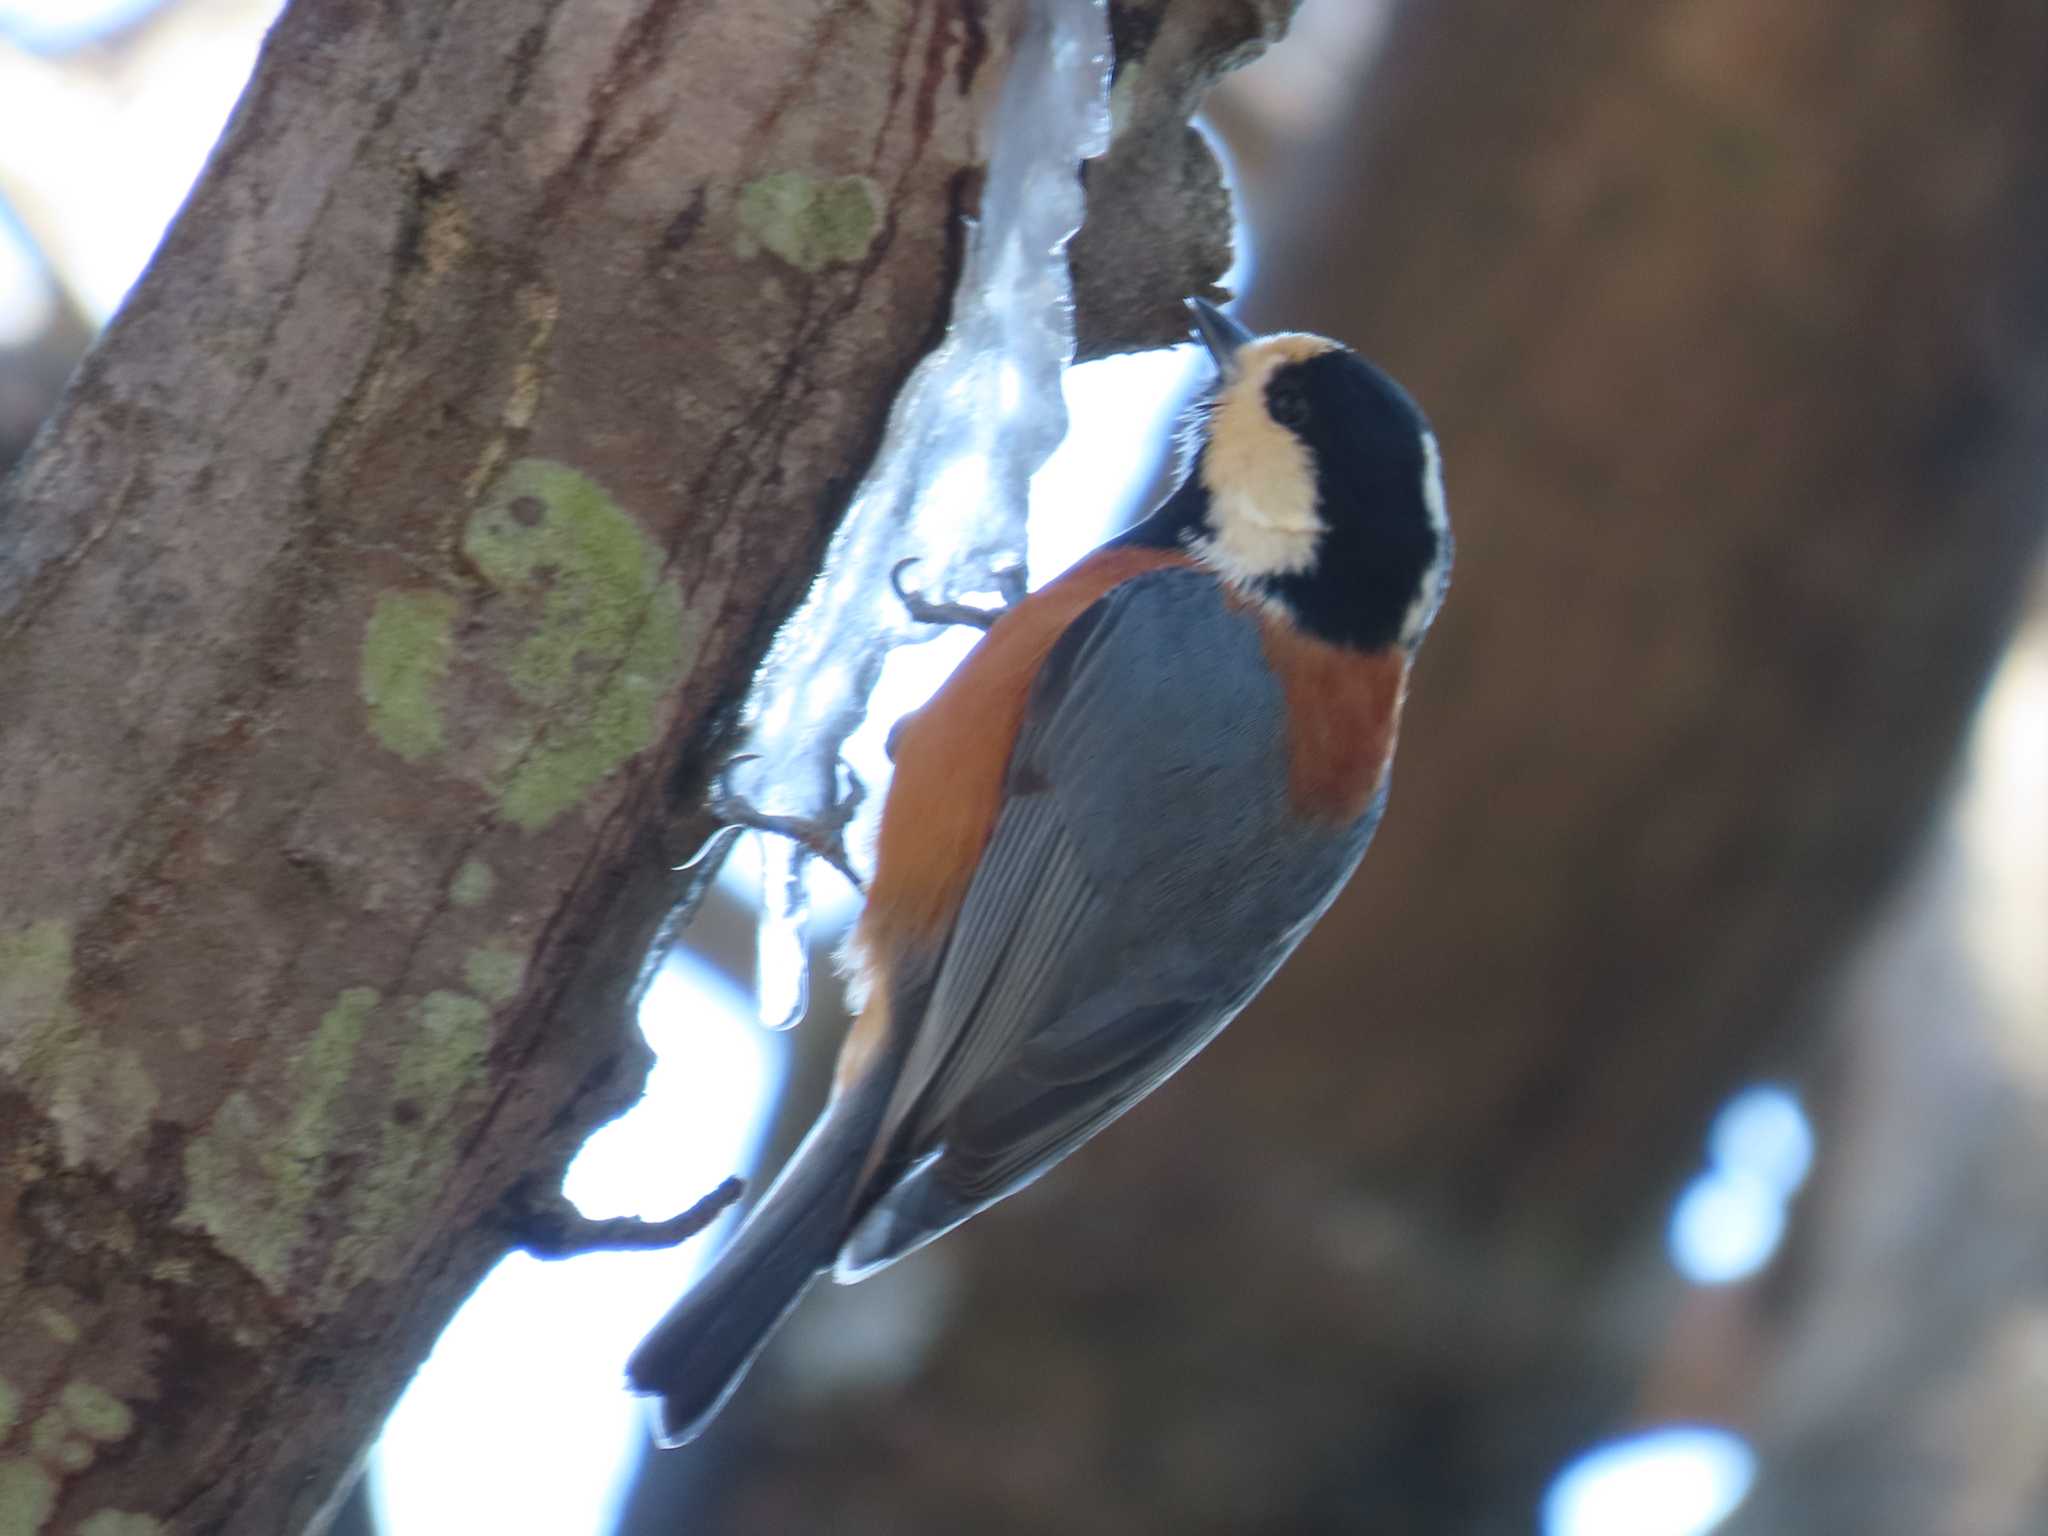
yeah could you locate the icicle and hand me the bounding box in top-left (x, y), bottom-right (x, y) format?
top-left (729, 0), bottom-right (1113, 1032)
top-left (754, 836), bottom-right (811, 1031)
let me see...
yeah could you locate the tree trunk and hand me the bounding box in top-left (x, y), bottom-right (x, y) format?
top-left (676, 0), bottom-right (2048, 1530)
top-left (0, 1), bottom-right (1271, 1528)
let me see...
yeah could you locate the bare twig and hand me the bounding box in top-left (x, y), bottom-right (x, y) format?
top-left (502, 1176), bottom-right (746, 1260)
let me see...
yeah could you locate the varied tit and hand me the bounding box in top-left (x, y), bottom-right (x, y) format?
top-left (627, 299), bottom-right (1451, 1444)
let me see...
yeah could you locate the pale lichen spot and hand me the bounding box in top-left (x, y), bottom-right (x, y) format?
top-left (1, 921), bottom-right (157, 1168)
top-left (60, 1381), bottom-right (136, 1443)
top-left (407, 992), bottom-right (493, 1084)
top-left (450, 859), bottom-right (496, 908)
top-left (29, 1410), bottom-right (91, 1471)
top-left (506, 364), bottom-right (544, 436)
top-left (735, 172), bottom-right (883, 273)
top-left (501, 284), bottom-right (559, 435)
top-left (0, 1460), bottom-right (56, 1533)
top-left (78, 1514), bottom-right (165, 1536)
top-left (361, 591), bottom-right (460, 762)
top-left (420, 189), bottom-right (471, 278)
top-left (0, 919), bottom-right (79, 1081)
top-left (463, 945), bottom-right (526, 1006)
top-left (33, 1307), bottom-right (78, 1345)
top-left (327, 991), bottom-right (493, 1296)
top-left (48, 1049), bottom-right (159, 1168)
top-left (464, 459), bottom-right (692, 830)
top-left (181, 988), bottom-right (377, 1293)
top-left (359, 459), bottom-right (695, 828)
top-left (0, 1377), bottom-right (19, 1439)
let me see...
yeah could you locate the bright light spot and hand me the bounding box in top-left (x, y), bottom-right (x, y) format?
top-left (1668, 1168), bottom-right (1787, 1285)
top-left (371, 955), bottom-right (779, 1536)
top-left (1028, 343), bottom-right (1205, 579)
top-left (1707, 1084), bottom-right (1813, 1198)
top-left (1543, 1426), bottom-right (1755, 1536)
top-left (0, 205), bottom-right (54, 346)
top-left (1957, 611), bottom-right (2048, 1067)
top-left (1667, 1082), bottom-right (1813, 1284)
top-left (850, 623), bottom-right (978, 758)
top-left (925, 454), bottom-right (994, 525)
top-left (996, 360), bottom-right (1024, 415)
top-left (0, 2), bottom-right (282, 321)
top-left (0, 0), bottom-right (165, 52)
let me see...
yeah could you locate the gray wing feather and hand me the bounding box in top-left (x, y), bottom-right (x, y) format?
top-left (843, 569), bottom-right (1380, 1278)
top-left (882, 795), bottom-right (1108, 1137)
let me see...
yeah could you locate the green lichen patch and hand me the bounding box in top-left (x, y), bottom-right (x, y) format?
top-left (33, 1308), bottom-right (79, 1345)
top-left (0, 1461), bottom-right (56, 1533)
top-left (20, 1381), bottom-right (136, 1482)
top-left (57, 1383), bottom-right (133, 1443)
top-left (29, 1409), bottom-right (91, 1471)
top-left (0, 919), bottom-right (80, 1080)
top-left (361, 590), bottom-right (460, 762)
top-left (49, 1049), bottom-right (159, 1169)
top-left (1, 920), bottom-right (158, 1168)
top-left (78, 1514), bottom-right (164, 1536)
top-left (181, 988), bottom-right (377, 1293)
top-left (464, 459), bottom-right (689, 830)
top-left (463, 945), bottom-right (526, 1006)
top-left (450, 858), bottom-right (496, 908)
top-left (736, 172), bottom-right (883, 273)
top-left (0, 1377), bottom-right (19, 1439)
top-left (405, 992), bottom-right (491, 1089)
top-left (329, 991), bottom-right (493, 1295)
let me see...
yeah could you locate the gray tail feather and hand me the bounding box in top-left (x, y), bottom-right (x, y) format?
top-left (834, 1150), bottom-right (975, 1282)
top-left (625, 1073), bottom-right (891, 1446)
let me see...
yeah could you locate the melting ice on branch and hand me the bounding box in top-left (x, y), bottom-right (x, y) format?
top-left (729, 0), bottom-right (1113, 1030)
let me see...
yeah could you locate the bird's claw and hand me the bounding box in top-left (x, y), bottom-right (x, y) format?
top-left (890, 557), bottom-right (1025, 631)
top-left (682, 755), bottom-right (870, 894)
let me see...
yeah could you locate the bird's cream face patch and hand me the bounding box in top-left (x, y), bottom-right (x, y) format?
top-left (1192, 333), bottom-right (1341, 587)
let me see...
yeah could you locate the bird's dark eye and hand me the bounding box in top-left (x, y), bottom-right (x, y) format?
top-left (1267, 377), bottom-right (1310, 430)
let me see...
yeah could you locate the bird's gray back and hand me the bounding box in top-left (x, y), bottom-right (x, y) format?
top-left (842, 568), bottom-right (1382, 1276)
top-left (1023, 568), bottom-right (1376, 988)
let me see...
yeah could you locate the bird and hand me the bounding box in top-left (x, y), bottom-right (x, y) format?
top-left (626, 297), bottom-right (1452, 1445)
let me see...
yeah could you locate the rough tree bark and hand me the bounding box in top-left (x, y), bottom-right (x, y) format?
top-left (673, 1), bottom-right (2048, 1531)
top-left (0, 1), bottom-right (1283, 1529)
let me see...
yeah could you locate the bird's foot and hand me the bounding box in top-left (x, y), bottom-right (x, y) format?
top-left (677, 755), bottom-right (870, 893)
top-left (890, 557), bottom-right (1027, 631)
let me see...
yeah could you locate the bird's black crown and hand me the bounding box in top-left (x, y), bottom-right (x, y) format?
top-left (1118, 316), bottom-right (1450, 655)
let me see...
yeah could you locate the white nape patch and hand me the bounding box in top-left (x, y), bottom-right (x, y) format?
top-left (1193, 333), bottom-right (1340, 586)
top-left (1419, 429), bottom-right (1448, 536)
top-left (1399, 429), bottom-right (1451, 647)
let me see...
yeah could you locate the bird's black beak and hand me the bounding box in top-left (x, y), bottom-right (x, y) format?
top-left (1187, 296), bottom-right (1255, 379)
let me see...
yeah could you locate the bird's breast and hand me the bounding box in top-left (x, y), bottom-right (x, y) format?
top-left (1253, 613), bottom-right (1409, 826)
